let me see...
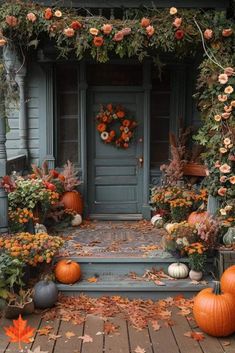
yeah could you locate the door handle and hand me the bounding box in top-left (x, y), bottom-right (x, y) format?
top-left (138, 157), bottom-right (144, 168)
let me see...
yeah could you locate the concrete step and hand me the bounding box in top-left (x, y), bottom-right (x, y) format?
top-left (55, 255), bottom-right (214, 277)
top-left (57, 273), bottom-right (214, 299)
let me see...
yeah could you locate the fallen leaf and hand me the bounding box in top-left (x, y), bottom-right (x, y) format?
top-left (65, 331), bottom-right (75, 339)
top-left (27, 346), bottom-right (49, 353)
top-left (184, 331), bottom-right (205, 341)
top-left (221, 341), bottom-right (231, 346)
top-left (104, 321), bottom-right (119, 335)
top-left (4, 315), bottom-right (35, 350)
top-left (48, 333), bottom-right (62, 341)
top-left (96, 331), bottom-right (104, 336)
top-left (134, 346), bottom-right (146, 353)
top-left (178, 308), bottom-right (191, 316)
top-left (87, 277), bottom-right (98, 283)
top-left (151, 320), bottom-right (160, 331)
top-left (37, 326), bottom-right (53, 336)
top-left (78, 334), bottom-right (93, 343)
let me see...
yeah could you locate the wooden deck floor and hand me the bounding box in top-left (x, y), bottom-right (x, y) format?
top-left (1, 309), bottom-right (235, 353)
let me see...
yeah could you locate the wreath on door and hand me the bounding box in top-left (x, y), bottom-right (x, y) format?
top-left (96, 104), bottom-right (137, 149)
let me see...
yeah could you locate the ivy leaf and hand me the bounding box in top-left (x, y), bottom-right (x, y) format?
top-left (4, 315), bottom-right (35, 350)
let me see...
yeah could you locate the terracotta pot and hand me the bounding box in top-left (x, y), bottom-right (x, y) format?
top-left (61, 191), bottom-right (83, 214)
top-left (183, 163), bottom-right (207, 177)
top-left (189, 270), bottom-right (203, 281)
top-left (4, 298), bottom-right (34, 319)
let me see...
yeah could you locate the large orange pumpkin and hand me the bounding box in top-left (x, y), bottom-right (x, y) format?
top-left (221, 265), bottom-right (235, 295)
top-left (55, 260), bottom-right (81, 284)
top-left (61, 191), bottom-right (83, 214)
top-left (193, 281), bottom-right (235, 337)
top-left (188, 211), bottom-right (208, 225)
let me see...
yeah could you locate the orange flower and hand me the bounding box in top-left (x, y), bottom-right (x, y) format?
top-left (89, 28), bottom-right (99, 36)
top-left (229, 176), bottom-right (235, 184)
top-left (224, 67), bottom-right (234, 76)
top-left (121, 132), bottom-right (129, 141)
top-left (123, 119), bottom-right (131, 127)
top-left (113, 31), bottom-right (124, 42)
top-left (219, 147), bottom-right (227, 154)
top-left (93, 36), bottom-right (104, 47)
top-left (110, 130), bottom-right (116, 137)
top-left (116, 111), bottom-right (125, 118)
top-left (224, 105), bottom-right (232, 112)
top-left (0, 38), bottom-right (7, 46)
top-left (222, 112), bottom-right (231, 119)
top-left (230, 100), bottom-right (235, 107)
top-left (224, 86), bottom-right (234, 94)
top-left (218, 94), bottom-right (227, 102)
top-left (222, 28), bottom-right (233, 37)
top-left (141, 18), bottom-right (151, 27)
top-left (146, 25), bottom-right (155, 37)
top-left (102, 24), bottom-right (113, 34)
top-left (44, 8), bottom-right (53, 20)
top-left (107, 104), bottom-right (113, 112)
top-left (173, 17), bottom-right (182, 28)
top-left (102, 115), bottom-right (109, 122)
top-left (220, 176), bottom-right (227, 183)
top-left (71, 21), bottom-right (82, 30)
top-left (204, 29), bottom-right (213, 40)
top-left (63, 28), bottom-right (75, 37)
top-left (219, 163), bottom-right (231, 173)
top-left (97, 123), bottom-right (106, 132)
top-left (54, 10), bottom-right (62, 18)
top-left (214, 114), bottom-right (221, 122)
top-left (5, 15), bottom-right (18, 27)
top-left (218, 74), bottom-right (228, 84)
top-left (26, 13), bottom-right (37, 22)
top-left (218, 187), bottom-right (227, 196)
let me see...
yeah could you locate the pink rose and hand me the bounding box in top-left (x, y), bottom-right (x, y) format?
top-left (121, 27), bottom-right (132, 36)
top-left (218, 187), bottom-right (227, 196)
top-left (224, 67), bottom-right (234, 76)
top-left (102, 24), bottom-right (113, 34)
top-left (173, 17), bottom-right (182, 28)
top-left (146, 25), bottom-right (155, 37)
top-left (63, 28), bottom-right (75, 37)
top-left (204, 29), bottom-right (213, 40)
top-left (26, 13), bottom-right (37, 23)
top-left (113, 31), bottom-right (124, 42)
top-left (218, 73), bottom-right (228, 84)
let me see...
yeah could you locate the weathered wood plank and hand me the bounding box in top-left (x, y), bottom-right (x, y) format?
top-left (0, 317), bottom-right (13, 353)
top-left (148, 320), bottom-right (180, 353)
top-left (3, 314), bottom-right (42, 353)
top-left (105, 317), bottom-right (130, 353)
top-left (218, 335), bottom-right (235, 353)
top-left (171, 308), bottom-right (202, 353)
top-left (30, 318), bottom-right (60, 353)
top-left (81, 314), bottom-right (104, 353)
top-left (54, 320), bottom-right (84, 353)
top-left (128, 323), bottom-right (153, 353)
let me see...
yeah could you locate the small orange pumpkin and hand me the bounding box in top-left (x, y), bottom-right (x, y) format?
top-left (188, 211), bottom-right (208, 225)
top-left (221, 265), bottom-right (235, 295)
top-left (193, 281), bottom-right (235, 337)
top-left (61, 191), bottom-right (83, 214)
top-left (55, 260), bottom-right (81, 284)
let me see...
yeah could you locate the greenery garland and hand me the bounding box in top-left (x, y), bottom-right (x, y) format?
top-left (0, 1), bottom-right (234, 212)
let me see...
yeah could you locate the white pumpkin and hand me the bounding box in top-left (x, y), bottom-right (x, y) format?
top-left (168, 262), bottom-right (189, 279)
top-left (71, 214), bottom-right (82, 227)
top-left (35, 223), bottom-right (47, 234)
top-left (165, 223), bottom-right (178, 234)
top-left (151, 214), bottom-right (164, 228)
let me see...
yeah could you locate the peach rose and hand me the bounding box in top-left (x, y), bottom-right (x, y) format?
top-left (220, 176), bottom-right (227, 183)
top-left (224, 85), bottom-right (234, 94)
top-left (229, 176), bottom-right (235, 184)
top-left (219, 163), bottom-right (231, 173)
top-left (222, 112), bottom-right (231, 119)
top-left (169, 7), bottom-right (177, 15)
top-left (218, 187), bottom-right (227, 196)
top-left (224, 105), bottom-right (232, 112)
top-left (218, 94), bottom-right (228, 102)
top-left (215, 160), bottom-right (221, 168)
top-left (224, 138), bottom-right (231, 145)
top-left (93, 36), bottom-right (104, 47)
top-left (102, 24), bottom-right (113, 34)
top-left (113, 31), bottom-right (124, 42)
top-left (231, 101), bottom-right (235, 107)
top-left (0, 38), bottom-right (7, 46)
top-left (89, 28), bottom-right (99, 36)
top-left (121, 27), bottom-right (132, 36)
top-left (54, 10), bottom-right (62, 18)
top-left (141, 18), bottom-right (151, 28)
top-left (71, 21), bottom-right (82, 30)
top-left (224, 67), bottom-right (234, 76)
top-left (44, 8), bottom-right (53, 20)
top-left (220, 147), bottom-right (228, 154)
top-left (5, 15), bottom-right (18, 27)
top-left (146, 25), bottom-right (155, 37)
top-left (173, 17), bottom-right (182, 28)
top-left (222, 28), bottom-right (233, 37)
top-left (63, 28), bottom-right (75, 37)
top-left (214, 115), bottom-right (221, 121)
top-left (218, 73), bottom-right (228, 84)
top-left (26, 13), bottom-right (37, 22)
top-left (204, 29), bottom-right (213, 40)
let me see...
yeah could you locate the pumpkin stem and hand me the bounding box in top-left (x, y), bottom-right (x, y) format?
top-left (213, 281), bottom-right (222, 295)
top-left (66, 260), bottom-right (72, 265)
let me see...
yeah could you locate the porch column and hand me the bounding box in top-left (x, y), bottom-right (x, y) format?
top-left (16, 70), bottom-right (28, 157)
top-left (0, 117), bottom-right (8, 232)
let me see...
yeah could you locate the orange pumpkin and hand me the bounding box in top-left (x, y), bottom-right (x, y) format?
top-left (221, 265), bottom-right (235, 295)
top-left (55, 260), bottom-right (81, 284)
top-left (193, 281), bottom-right (235, 337)
top-left (61, 191), bottom-right (83, 214)
top-left (188, 211), bottom-right (208, 225)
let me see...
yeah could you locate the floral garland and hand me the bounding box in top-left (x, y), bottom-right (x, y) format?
top-left (96, 104), bottom-right (137, 148)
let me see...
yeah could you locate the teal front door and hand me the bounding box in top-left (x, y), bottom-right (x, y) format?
top-left (87, 88), bottom-right (144, 219)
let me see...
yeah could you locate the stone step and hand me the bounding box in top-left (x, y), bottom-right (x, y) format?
top-left (57, 273), bottom-right (214, 299)
top-left (55, 255), bottom-right (214, 277)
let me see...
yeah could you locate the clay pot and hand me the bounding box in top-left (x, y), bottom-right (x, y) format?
top-left (189, 270), bottom-right (203, 281)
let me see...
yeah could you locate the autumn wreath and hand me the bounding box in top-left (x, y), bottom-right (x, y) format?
top-left (96, 104), bottom-right (137, 148)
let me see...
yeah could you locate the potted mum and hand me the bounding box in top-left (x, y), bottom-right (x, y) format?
top-left (185, 242), bottom-right (207, 281)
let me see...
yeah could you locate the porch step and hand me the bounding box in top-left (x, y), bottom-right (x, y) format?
top-left (55, 255), bottom-right (214, 277)
top-left (56, 274), bottom-right (214, 299)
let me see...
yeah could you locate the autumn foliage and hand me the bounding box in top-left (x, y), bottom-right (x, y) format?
top-left (4, 315), bottom-right (35, 350)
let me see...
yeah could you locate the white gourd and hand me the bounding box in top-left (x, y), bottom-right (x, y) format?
top-left (168, 262), bottom-right (189, 279)
top-left (71, 214), bottom-right (82, 226)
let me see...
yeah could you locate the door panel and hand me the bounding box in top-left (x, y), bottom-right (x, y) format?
top-left (87, 89), bottom-right (143, 216)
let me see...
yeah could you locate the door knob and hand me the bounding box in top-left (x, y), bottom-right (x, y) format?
top-left (138, 157), bottom-right (144, 167)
